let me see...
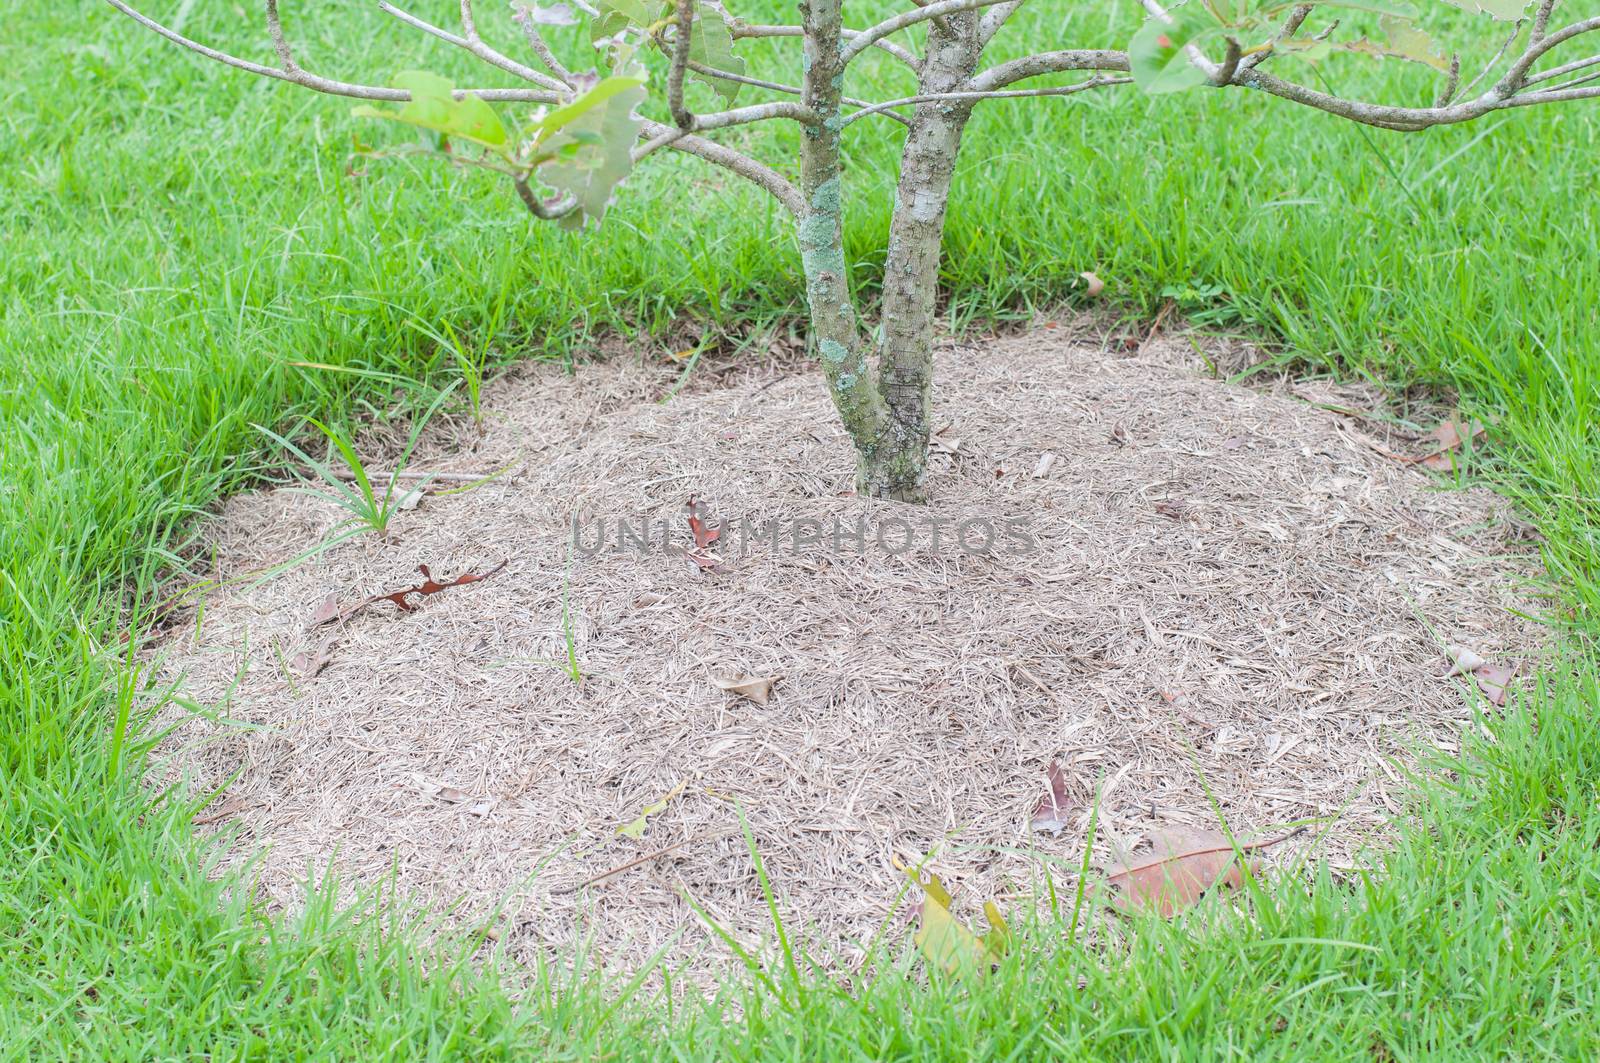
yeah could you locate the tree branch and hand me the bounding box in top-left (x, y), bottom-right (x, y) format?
top-left (1498, 15), bottom-right (1600, 93)
top-left (976, 0), bottom-right (1027, 46)
top-left (510, 4), bottom-right (576, 85)
top-left (514, 176), bottom-right (579, 220)
top-left (687, 62), bottom-right (913, 127)
top-left (842, 0), bottom-right (1016, 62)
top-left (734, 23), bottom-right (920, 71)
top-left (1522, 52), bottom-right (1600, 88)
top-left (842, 76), bottom-right (1131, 127)
top-left (668, 0), bottom-right (696, 129)
top-left (633, 120), bottom-right (804, 216)
top-left (968, 49), bottom-right (1129, 92)
top-left (104, 0), bottom-right (561, 103)
top-left (1241, 3), bottom-right (1311, 73)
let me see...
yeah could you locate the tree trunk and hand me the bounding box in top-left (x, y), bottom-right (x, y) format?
top-left (797, 0), bottom-right (890, 487)
top-left (863, 40), bottom-right (977, 500)
top-left (796, 10), bottom-right (979, 502)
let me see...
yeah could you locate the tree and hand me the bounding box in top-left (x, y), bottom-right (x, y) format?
top-left (107, 0), bottom-right (1600, 500)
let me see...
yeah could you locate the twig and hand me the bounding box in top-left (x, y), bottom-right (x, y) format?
top-left (551, 830), bottom-right (739, 894)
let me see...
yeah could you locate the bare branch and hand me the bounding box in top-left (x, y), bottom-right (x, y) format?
top-left (513, 176), bottom-right (579, 220)
top-left (633, 119), bottom-right (804, 216)
top-left (734, 23), bottom-right (920, 71)
top-left (1522, 52), bottom-right (1600, 87)
top-left (1435, 53), bottom-right (1462, 108)
top-left (685, 101), bottom-right (817, 131)
top-left (1532, 0), bottom-right (1558, 43)
top-left (264, 0), bottom-right (296, 70)
top-left (378, 1), bottom-right (568, 91)
top-left (669, 0), bottom-right (695, 129)
top-left (842, 0), bottom-right (1015, 62)
top-left (976, 0), bottom-right (1026, 46)
top-left (104, 0), bottom-right (561, 103)
top-left (687, 62), bottom-right (913, 127)
top-left (509, 5), bottom-right (576, 86)
top-left (842, 76), bottom-right (1131, 127)
top-left (1240, 4), bottom-right (1311, 73)
top-left (1213, 37), bottom-right (1242, 87)
top-left (1454, 19), bottom-right (1527, 102)
top-left (969, 49), bottom-right (1129, 92)
top-left (1498, 14), bottom-right (1600, 92)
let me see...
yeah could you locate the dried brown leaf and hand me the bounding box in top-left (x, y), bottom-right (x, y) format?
top-left (686, 494), bottom-right (720, 550)
top-left (1030, 760), bottom-right (1074, 835)
top-left (711, 673), bottom-right (777, 705)
top-left (1474, 663), bottom-right (1516, 707)
top-left (1104, 827), bottom-right (1289, 918)
top-left (312, 560), bottom-right (508, 626)
top-left (1416, 419), bottom-right (1487, 470)
top-left (289, 636), bottom-right (335, 679)
top-left (1078, 271), bottom-right (1106, 298)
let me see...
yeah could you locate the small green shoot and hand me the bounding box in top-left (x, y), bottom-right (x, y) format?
top-left (254, 383), bottom-right (456, 538)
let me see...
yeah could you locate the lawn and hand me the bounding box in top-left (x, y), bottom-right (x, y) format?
top-left (2, 0), bottom-right (1599, 1058)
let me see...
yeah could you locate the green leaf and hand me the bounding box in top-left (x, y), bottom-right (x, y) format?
top-left (1130, 5), bottom-right (1225, 94)
top-left (535, 71), bottom-right (649, 227)
top-left (1437, 0), bottom-right (1529, 20)
top-left (591, 0), bottom-right (652, 42)
top-left (352, 70), bottom-right (510, 157)
top-left (688, 3), bottom-right (745, 105)
top-left (531, 74), bottom-right (648, 140)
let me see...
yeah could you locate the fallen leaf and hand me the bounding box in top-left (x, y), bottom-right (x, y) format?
top-left (1030, 760), bottom-right (1075, 834)
top-left (310, 592), bottom-right (341, 627)
top-left (633, 591), bottom-right (667, 608)
top-left (288, 636), bottom-right (335, 679)
top-left (711, 673), bottom-right (777, 705)
top-left (311, 560), bottom-right (508, 626)
top-left (1109, 422), bottom-right (1129, 446)
top-left (1474, 663), bottom-right (1516, 707)
top-left (686, 494), bottom-right (720, 549)
top-left (396, 488), bottom-right (424, 510)
top-left (1444, 644), bottom-right (1487, 677)
top-left (618, 780), bottom-right (686, 838)
top-left (1154, 499), bottom-right (1186, 520)
top-left (414, 776), bottom-right (472, 804)
top-left (906, 869), bottom-right (1008, 974)
top-left (930, 435), bottom-right (962, 456)
top-left (1078, 271), bottom-right (1106, 298)
top-left (1372, 417), bottom-right (1490, 471)
top-left (1032, 452), bottom-right (1056, 479)
top-left (192, 796), bottom-right (251, 826)
top-left (1104, 827), bottom-right (1291, 918)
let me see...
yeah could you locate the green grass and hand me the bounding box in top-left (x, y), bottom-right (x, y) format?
top-left (3, 0), bottom-right (1600, 1057)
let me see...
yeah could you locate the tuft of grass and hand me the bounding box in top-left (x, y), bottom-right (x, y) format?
top-left (254, 383), bottom-right (456, 540)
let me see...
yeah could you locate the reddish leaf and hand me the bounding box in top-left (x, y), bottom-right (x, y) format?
top-left (1416, 418), bottom-right (1487, 470)
top-left (1104, 827), bottom-right (1292, 918)
top-left (1474, 664), bottom-right (1516, 706)
top-left (310, 592), bottom-right (341, 626)
top-left (310, 560), bottom-right (507, 626)
top-left (1030, 760), bottom-right (1074, 835)
top-left (686, 495), bottom-right (720, 550)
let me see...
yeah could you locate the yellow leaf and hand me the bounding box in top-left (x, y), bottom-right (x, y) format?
top-left (617, 780), bottom-right (685, 838)
top-left (905, 870), bottom-right (1005, 974)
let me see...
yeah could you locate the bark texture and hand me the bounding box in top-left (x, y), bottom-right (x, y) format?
top-left (865, 20), bottom-right (981, 501)
top-left (796, 7), bottom-right (982, 501)
top-left (797, 0), bottom-right (890, 486)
